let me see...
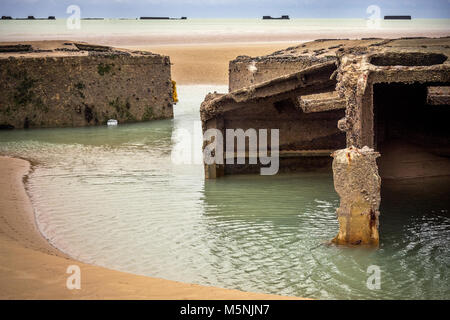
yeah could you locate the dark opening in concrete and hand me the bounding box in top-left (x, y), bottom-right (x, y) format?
top-left (370, 52), bottom-right (447, 67)
top-left (221, 97), bottom-right (345, 175)
top-left (0, 44), bottom-right (32, 53)
top-left (373, 82), bottom-right (450, 179)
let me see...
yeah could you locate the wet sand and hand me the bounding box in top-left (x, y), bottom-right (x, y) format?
top-left (0, 40), bottom-right (296, 85)
top-left (123, 43), bottom-right (296, 84)
top-left (0, 156), bottom-right (304, 299)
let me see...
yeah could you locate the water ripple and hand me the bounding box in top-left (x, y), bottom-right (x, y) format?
top-left (0, 85), bottom-right (449, 299)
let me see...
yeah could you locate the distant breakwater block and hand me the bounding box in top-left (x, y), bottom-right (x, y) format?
top-left (0, 41), bottom-right (174, 129)
top-left (1, 16), bottom-right (57, 20)
top-left (140, 17), bottom-right (187, 20)
top-left (384, 15), bottom-right (411, 20)
top-left (262, 15), bottom-right (289, 20)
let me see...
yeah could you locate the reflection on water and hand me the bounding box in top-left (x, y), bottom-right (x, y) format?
top-left (0, 85), bottom-right (449, 299)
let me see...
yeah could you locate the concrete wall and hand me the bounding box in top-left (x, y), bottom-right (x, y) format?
top-left (0, 53), bottom-right (173, 129)
top-left (218, 97), bottom-right (345, 174)
top-left (222, 98), bottom-right (344, 150)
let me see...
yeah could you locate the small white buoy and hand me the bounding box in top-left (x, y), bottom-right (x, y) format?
top-left (107, 119), bottom-right (118, 126)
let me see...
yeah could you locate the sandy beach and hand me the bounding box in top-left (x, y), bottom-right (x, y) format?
top-left (0, 156), bottom-right (304, 299)
top-left (124, 43), bottom-right (297, 84)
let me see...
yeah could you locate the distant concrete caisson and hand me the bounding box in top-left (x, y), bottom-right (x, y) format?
top-left (0, 41), bottom-right (175, 129)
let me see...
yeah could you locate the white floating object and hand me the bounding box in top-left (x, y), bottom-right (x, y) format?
top-left (107, 119), bottom-right (118, 126)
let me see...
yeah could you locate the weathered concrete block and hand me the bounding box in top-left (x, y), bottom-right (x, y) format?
top-left (228, 54), bottom-right (335, 92)
top-left (0, 42), bottom-right (174, 129)
top-left (331, 146), bottom-right (381, 246)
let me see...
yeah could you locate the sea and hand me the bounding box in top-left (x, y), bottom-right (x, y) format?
top-left (0, 18), bottom-right (449, 45)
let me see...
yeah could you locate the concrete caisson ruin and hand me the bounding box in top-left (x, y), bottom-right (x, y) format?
top-left (201, 37), bottom-right (450, 246)
top-left (0, 41), bottom-right (174, 129)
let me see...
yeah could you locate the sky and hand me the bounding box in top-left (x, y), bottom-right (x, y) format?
top-left (0, 0), bottom-right (449, 19)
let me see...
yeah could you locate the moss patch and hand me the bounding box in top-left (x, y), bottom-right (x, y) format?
top-left (75, 82), bottom-right (85, 90)
top-left (108, 97), bottom-right (135, 121)
top-left (73, 82), bottom-right (86, 99)
top-left (10, 71), bottom-right (49, 113)
top-left (142, 106), bottom-right (155, 121)
top-left (13, 75), bottom-right (37, 106)
top-left (97, 63), bottom-right (113, 76)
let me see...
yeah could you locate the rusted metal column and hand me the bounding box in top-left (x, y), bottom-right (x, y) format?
top-left (331, 146), bottom-right (381, 246)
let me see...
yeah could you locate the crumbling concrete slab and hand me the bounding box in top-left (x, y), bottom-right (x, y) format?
top-left (200, 61), bottom-right (337, 122)
top-left (202, 37), bottom-right (450, 246)
top-left (296, 91), bottom-right (346, 113)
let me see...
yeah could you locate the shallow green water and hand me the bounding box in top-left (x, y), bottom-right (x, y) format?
top-left (0, 85), bottom-right (449, 299)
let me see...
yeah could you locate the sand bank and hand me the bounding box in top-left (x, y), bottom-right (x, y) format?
top-left (0, 156), bottom-right (302, 299)
top-left (123, 43), bottom-right (294, 84)
top-left (0, 40), bottom-right (296, 85)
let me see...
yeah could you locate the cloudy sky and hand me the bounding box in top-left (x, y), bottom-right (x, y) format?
top-left (1, 0), bottom-right (449, 18)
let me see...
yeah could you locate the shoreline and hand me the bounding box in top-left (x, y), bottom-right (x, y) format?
top-left (0, 156), bottom-right (302, 299)
top-left (2, 26), bottom-right (449, 47)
